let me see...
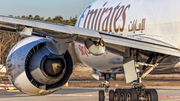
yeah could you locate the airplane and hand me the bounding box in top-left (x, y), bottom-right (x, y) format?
top-left (0, 0), bottom-right (180, 101)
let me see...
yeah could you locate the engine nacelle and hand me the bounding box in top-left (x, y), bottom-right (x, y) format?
top-left (6, 36), bottom-right (73, 95)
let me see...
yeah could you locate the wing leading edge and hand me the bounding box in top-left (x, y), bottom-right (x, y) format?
top-left (0, 15), bottom-right (179, 57)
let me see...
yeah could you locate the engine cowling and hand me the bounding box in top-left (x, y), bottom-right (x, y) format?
top-left (6, 36), bottom-right (73, 95)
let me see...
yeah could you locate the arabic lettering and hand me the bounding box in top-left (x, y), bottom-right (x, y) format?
top-left (128, 18), bottom-right (146, 33)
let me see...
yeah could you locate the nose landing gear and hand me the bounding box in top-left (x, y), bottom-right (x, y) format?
top-left (99, 73), bottom-right (115, 101)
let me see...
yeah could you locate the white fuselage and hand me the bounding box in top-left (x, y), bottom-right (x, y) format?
top-left (74, 0), bottom-right (180, 73)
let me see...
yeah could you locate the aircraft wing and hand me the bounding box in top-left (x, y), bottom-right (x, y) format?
top-left (0, 15), bottom-right (180, 57)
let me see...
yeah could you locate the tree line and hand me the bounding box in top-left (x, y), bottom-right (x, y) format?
top-left (9, 15), bottom-right (78, 26)
top-left (0, 15), bottom-right (78, 65)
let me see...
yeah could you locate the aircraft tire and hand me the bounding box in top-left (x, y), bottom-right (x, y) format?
top-left (109, 90), bottom-right (114, 101)
top-left (114, 89), bottom-right (121, 101)
top-left (120, 89), bottom-right (128, 101)
top-left (146, 89), bottom-right (158, 101)
top-left (125, 89), bottom-right (138, 101)
top-left (99, 90), bottom-right (104, 101)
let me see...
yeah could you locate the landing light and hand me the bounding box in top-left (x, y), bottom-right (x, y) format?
top-left (85, 38), bottom-right (105, 56)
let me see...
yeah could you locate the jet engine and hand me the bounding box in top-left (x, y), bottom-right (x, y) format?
top-left (6, 36), bottom-right (73, 95)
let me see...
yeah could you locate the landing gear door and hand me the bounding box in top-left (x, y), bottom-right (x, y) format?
top-left (123, 49), bottom-right (138, 83)
top-left (92, 69), bottom-right (99, 80)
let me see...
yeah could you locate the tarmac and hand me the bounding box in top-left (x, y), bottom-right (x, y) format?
top-left (0, 86), bottom-right (179, 101)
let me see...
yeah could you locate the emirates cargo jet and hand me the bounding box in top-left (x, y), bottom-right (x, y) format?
top-left (1, 0), bottom-right (180, 101)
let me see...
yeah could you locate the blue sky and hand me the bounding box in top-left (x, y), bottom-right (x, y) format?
top-left (0, 0), bottom-right (95, 19)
